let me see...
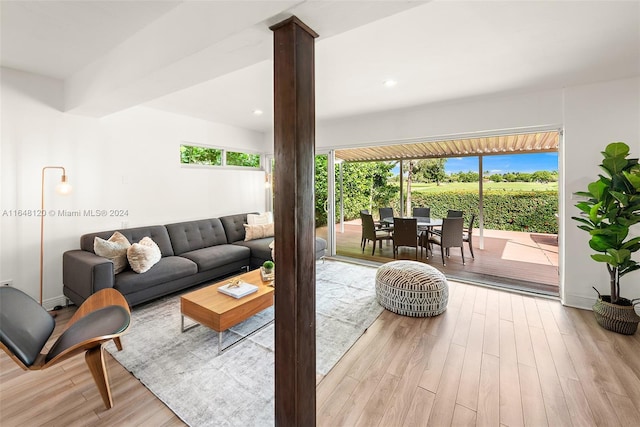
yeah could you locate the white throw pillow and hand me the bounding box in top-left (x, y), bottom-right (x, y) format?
top-left (247, 212), bottom-right (273, 225)
top-left (244, 223), bottom-right (275, 241)
top-left (127, 237), bottom-right (162, 274)
top-left (94, 231), bottom-right (131, 274)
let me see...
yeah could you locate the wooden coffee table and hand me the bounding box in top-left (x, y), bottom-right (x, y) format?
top-left (180, 269), bottom-right (274, 354)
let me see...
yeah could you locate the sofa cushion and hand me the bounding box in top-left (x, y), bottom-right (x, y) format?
top-left (315, 237), bottom-right (328, 256)
top-left (166, 219), bottom-right (228, 256)
top-left (114, 256), bottom-right (197, 295)
top-left (219, 213), bottom-right (258, 244)
top-left (180, 244), bottom-right (250, 272)
top-left (81, 226), bottom-right (174, 258)
top-left (233, 237), bottom-right (274, 261)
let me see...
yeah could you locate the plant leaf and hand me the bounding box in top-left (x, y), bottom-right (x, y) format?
top-left (587, 180), bottom-right (607, 201)
top-left (591, 253), bottom-right (614, 264)
top-left (609, 191), bottom-right (628, 206)
top-left (623, 170), bottom-right (640, 190)
top-left (604, 142), bottom-right (630, 158)
top-left (603, 157), bottom-right (629, 175)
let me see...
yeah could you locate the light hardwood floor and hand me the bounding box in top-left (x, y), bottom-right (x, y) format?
top-left (2, 280), bottom-right (639, 426)
top-left (317, 280), bottom-right (640, 427)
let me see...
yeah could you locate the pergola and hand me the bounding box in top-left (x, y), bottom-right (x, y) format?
top-left (334, 130), bottom-right (558, 162)
top-left (325, 129), bottom-right (560, 254)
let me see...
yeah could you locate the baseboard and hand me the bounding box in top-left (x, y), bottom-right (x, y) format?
top-left (44, 295), bottom-right (69, 312)
top-left (562, 293), bottom-right (595, 311)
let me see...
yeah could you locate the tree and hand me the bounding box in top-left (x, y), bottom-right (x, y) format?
top-left (532, 170), bottom-right (556, 183)
top-left (314, 157), bottom-right (396, 226)
top-left (417, 158), bottom-right (447, 185)
top-left (489, 173), bottom-right (503, 182)
top-left (403, 160), bottom-right (417, 215)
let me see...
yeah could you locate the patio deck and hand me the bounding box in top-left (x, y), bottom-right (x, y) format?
top-left (317, 219), bottom-right (559, 295)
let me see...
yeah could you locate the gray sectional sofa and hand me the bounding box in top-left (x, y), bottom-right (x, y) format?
top-left (62, 213), bottom-right (327, 307)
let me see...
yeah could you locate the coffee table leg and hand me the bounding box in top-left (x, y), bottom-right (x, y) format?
top-left (180, 314), bottom-right (199, 333)
top-left (218, 331), bottom-right (223, 355)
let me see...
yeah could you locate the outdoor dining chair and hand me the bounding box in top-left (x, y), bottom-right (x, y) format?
top-left (379, 207), bottom-right (394, 223)
top-left (392, 217), bottom-right (419, 260)
top-left (463, 213), bottom-right (476, 258)
top-left (412, 207), bottom-right (431, 218)
top-left (360, 212), bottom-right (392, 255)
top-left (447, 209), bottom-right (464, 218)
top-left (427, 217), bottom-right (465, 266)
top-left (0, 287), bottom-right (131, 409)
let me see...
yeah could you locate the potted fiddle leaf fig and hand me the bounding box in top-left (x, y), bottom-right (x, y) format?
top-left (572, 142), bottom-right (640, 335)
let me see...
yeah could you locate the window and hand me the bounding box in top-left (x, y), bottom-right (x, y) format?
top-left (180, 144), bottom-right (260, 168)
top-left (226, 151), bottom-right (261, 168)
top-left (180, 145), bottom-right (222, 166)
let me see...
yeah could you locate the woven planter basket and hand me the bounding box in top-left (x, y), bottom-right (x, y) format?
top-left (592, 296), bottom-right (640, 335)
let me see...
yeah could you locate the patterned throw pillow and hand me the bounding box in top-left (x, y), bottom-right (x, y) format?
top-left (244, 223), bottom-right (275, 241)
top-left (127, 237), bottom-right (162, 273)
top-left (247, 212), bottom-right (273, 225)
top-left (94, 231), bottom-right (131, 274)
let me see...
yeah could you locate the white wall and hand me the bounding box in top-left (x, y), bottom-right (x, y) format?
top-left (1, 67), bottom-right (267, 309)
top-left (563, 77), bottom-right (640, 308)
top-left (317, 77), bottom-right (640, 310)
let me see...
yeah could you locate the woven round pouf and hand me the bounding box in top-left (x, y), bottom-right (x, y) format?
top-left (375, 260), bottom-right (448, 317)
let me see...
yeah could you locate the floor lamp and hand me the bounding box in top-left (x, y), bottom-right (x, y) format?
top-left (40, 166), bottom-right (72, 307)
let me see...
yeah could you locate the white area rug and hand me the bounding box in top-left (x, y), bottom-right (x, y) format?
top-left (106, 260), bottom-right (383, 427)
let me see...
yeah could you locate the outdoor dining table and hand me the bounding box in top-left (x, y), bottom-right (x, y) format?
top-left (382, 216), bottom-right (443, 229)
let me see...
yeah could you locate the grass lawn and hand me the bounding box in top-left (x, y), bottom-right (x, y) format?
top-left (409, 181), bottom-right (558, 193)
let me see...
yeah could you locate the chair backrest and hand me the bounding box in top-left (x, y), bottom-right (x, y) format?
top-left (447, 209), bottom-right (464, 218)
top-left (392, 217), bottom-right (418, 247)
top-left (0, 287), bottom-right (55, 367)
top-left (360, 212), bottom-right (377, 240)
top-left (360, 209), bottom-right (370, 215)
top-left (379, 207), bottom-right (394, 221)
top-left (467, 213), bottom-right (476, 233)
top-left (413, 207), bottom-right (430, 218)
top-left (441, 217), bottom-right (464, 247)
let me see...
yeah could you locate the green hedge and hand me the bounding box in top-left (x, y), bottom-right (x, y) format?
top-left (385, 190), bottom-right (558, 233)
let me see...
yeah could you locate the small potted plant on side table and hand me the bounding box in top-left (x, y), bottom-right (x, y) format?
top-left (261, 260), bottom-right (275, 281)
top-left (572, 141), bottom-right (640, 335)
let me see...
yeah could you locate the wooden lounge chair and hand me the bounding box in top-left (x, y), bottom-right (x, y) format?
top-left (0, 287), bottom-right (131, 409)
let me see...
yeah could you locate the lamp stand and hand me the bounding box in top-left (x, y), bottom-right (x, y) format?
top-left (40, 166), bottom-right (71, 309)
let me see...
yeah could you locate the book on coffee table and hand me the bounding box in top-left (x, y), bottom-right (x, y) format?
top-left (218, 281), bottom-right (259, 299)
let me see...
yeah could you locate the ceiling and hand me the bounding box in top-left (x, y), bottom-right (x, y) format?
top-left (2, 1), bottom-right (639, 134)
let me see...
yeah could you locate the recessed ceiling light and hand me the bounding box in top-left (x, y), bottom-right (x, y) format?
top-left (253, 109), bottom-right (263, 116)
top-left (383, 79), bottom-right (397, 87)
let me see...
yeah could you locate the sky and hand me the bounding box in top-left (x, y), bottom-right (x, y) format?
top-left (392, 152), bottom-right (558, 175)
top-left (446, 152), bottom-right (558, 174)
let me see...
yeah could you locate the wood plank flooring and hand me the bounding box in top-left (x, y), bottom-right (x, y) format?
top-left (316, 280), bottom-right (640, 427)
top-left (2, 280), bottom-right (638, 426)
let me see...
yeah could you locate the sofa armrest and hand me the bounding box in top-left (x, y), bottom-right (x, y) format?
top-left (63, 250), bottom-right (115, 306)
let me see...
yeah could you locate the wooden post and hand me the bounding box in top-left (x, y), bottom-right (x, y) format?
top-left (270, 16), bottom-right (318, 426)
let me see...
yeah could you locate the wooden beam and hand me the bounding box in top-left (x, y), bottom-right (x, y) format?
top-left (270, 16), bottom-right (318, 427)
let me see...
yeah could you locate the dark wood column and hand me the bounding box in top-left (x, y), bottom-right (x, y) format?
top-left (270, 16), bottom-right (318, 426)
